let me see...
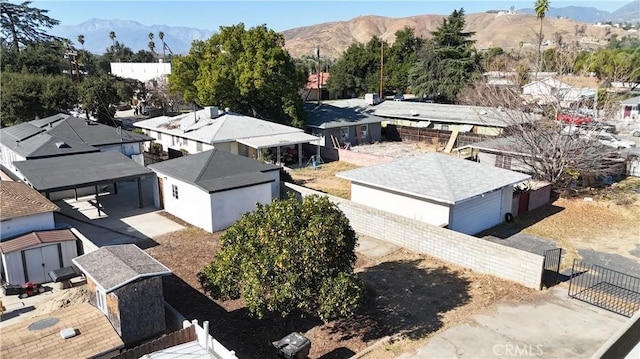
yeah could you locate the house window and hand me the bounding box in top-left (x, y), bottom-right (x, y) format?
top-left (196, 142), bottom-right (203, 152)
top-left (360, 124), bottom-right (368, 139)
top-left (96, 287), bottom-right (107, 314)
top-left (172, 184), bottom-right (179, 199)
top-left (157, 132), bottom-right (162, 141)
top-left (495, 155), bottom-right (512, 169)
top-left (171, 136), bottom-right (177, 146)
top-left (340, 127), bottom-right (349, 143)
top-left (441, 124), bottom-right (449, 131)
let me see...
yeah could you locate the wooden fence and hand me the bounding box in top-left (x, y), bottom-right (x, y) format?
top-left (111, 326), bottom-right (196, 359)
top-left (385, 124), bottom-right (490, 148)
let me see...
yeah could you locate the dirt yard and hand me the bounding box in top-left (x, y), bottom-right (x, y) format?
top-left (289, 161), bottom-right (360, 199)
top-left (146, 224), bottom-right (533, 359)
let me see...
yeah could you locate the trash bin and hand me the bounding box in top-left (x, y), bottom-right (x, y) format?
top-left (274, 332), bottom-right (311, 359)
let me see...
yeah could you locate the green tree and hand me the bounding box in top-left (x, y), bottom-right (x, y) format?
top-left (77, 34), bottom-right (84, 49)
top-left (409, 8), bottom-right (481, 103)
top-left (535, 0), bottom-right (550, 73)
top-left (108, 31), bottom-right (116, 47)
top-left (1, 72), bottom-right (77, 126)
top-left (385, 27), bottom-right (425, 94)
top-left (158, 31), bottom-right (166, 58)
top-left (327, 37), bottom-right (386, 97)
top-left (198, 195), bottom-right (363, 322)
top-left (79, 73), bottom-right (130, 125)
top-left (168, 23), bottom-right (306, 127)
top-left (0, 0), bottom-right (60, 53)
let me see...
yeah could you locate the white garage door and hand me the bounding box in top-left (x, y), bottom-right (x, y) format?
top-left (23, 245), bottom-right (61, 283)
top-left (451, 189), bottom-right (503, 235)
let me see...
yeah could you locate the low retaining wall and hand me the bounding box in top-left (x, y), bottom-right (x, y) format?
top-left (282, 182), bottom-right (544, 289)
top-left (591, 310), bottom-right (640, 359)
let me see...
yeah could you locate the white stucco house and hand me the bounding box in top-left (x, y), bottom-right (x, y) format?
top-left (0, 181), bottom-right (59, 240)
top-left (134, 106), bottom-right (319, 167)
top-left (522, 77), bottom-right (573, 105)
top-left (110, 60), bottom-right (172, 83)
top-left (337, 152), bottom-right (531, 235)
top-left (148, 149), bottom-right (281, 232)
top-left (620, 95), bottom-right (640, 120)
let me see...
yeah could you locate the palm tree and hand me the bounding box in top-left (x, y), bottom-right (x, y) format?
top-left (108, 31), bottom-right (116, 47)
top-left (77, 34), bottom-right (85, 50)
top-left (158, 31), bottom-right (165, 58)
top-left (148, 32), bottom-right (156, 57)
top-left (535, 0), bottom-right (550, 76)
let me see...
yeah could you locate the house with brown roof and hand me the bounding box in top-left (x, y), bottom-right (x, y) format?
top-left (0, 302), bottom-right (125, 359)
top-left (0, 181), bottom-right (59, 240)
top-left (73, 244), bottom-right (172, 345)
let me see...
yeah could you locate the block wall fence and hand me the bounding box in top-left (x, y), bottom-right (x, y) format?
top-left (282, 182), bottom-right (545, 289)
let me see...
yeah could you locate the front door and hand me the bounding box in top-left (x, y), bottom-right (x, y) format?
top-left (157, 177), bottom-right (165, 209)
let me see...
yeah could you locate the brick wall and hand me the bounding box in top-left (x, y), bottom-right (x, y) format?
top-left (282, 182), bottom-right (544, 289)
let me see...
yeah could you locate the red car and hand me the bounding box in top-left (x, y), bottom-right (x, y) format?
top-left (556, 113), bottom-right (591, 125)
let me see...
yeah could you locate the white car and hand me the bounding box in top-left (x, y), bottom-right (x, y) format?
top-left (593, 133), bottom-right (636, 149)
top-left (630, 128), bottom-right (640, 137)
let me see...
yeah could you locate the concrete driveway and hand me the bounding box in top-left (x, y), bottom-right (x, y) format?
top-left (55, 178), bottom-right (184, 248)
top-left (397, 286), bottom-right (627, 358)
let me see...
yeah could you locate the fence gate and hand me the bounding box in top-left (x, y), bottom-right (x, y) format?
top-left (540, 248), bottom-right (563, 290)
top-left (568, 260), bottom-right (640, 317)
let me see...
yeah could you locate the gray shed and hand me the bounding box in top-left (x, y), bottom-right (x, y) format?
top-left (72, 244), bottom-right (172, 345)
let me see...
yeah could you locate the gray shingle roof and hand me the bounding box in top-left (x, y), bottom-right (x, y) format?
top-left (72, 244), bottom-right (171, 293)
top-left (149, 149), bottom-right (279, 193)
top-left (134, 107), bottom-right (303, 144)
top-left (304, 103), bottom-right (385, 129)
top-left (319, 99), bottom-right (537, 128)
top-left (30, 113), bottom-right (70, 128)
top-left (620, 96), bottom-right (640, 105)
top-left (46, 117), bottom-right (153, 146)
top-left (336, 152), bottom-right (531, 204)
top-left (0, 132), bottom-right (100, 159)
top-left (13, 151), bottom-right (153, 192)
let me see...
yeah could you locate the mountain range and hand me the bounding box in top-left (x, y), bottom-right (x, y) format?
top-left (49, 1), bottom-right (639, 57)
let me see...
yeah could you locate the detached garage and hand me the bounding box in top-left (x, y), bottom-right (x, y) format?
top-left (149, 149), bottom-right (281, 233)
top-left (0, 229), bottom-right (78, 284)
top-left (337, 152), bottom-right (531, 235)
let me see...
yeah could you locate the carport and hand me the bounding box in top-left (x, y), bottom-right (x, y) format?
top-left (12, 151), bottom-right (154, 216)
top-left (236, 132), bottom-right (321, 167)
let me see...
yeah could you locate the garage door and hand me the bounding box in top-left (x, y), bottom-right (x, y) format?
top-left (451, 189), bottom-right (503, 235)
top-left (23, 245), bottom-right (61, 283)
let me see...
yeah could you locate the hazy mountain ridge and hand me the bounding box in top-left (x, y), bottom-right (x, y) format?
top-left (48, 2), bottom-right (639, 57)
top-left (51, 18), bottom-right (215, 54)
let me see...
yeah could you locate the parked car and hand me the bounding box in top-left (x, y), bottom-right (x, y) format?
top-left (590, 133), bottom-right (636, 149)
top-left (393, 94), bottom-right (405, 101)
top-left (142, 106), bottom-right (154, 115)
top-left (580, 122), bottom-right (617, 134)
top-left (630, 127), bottom-right (640, 137)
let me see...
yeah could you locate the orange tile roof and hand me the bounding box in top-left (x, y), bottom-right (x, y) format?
top-left (0, 181), bottom-right (59, 220)
top-left (305, 72), bottom-right (330, 89)
top-left (0, 229), bottom-right (77, 254)
top-left (0, 302), bottom-right (124, 359)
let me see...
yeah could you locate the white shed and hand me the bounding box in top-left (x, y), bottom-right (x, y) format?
top-left (337, 152), bottom-right (531, 235)
top-left (0, 229), bottom-right (78, 284)
top-left (148, 149), bottom-right (280, 232)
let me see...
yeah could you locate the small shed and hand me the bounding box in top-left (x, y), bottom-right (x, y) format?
top-left (72, 244), bottom-right (172, 345)
top-left (0, 229), bottom-right (78, 284)
top-left (337, 152), bottom-right (531, 235)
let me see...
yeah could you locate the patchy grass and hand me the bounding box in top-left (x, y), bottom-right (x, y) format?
top-left (289, 161), bottom-right (360, 198)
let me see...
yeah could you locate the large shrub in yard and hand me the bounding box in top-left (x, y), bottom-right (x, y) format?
top-left (198, 194), bottom-right (363, 322)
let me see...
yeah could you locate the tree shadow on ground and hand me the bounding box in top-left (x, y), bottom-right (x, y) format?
top-left (328, 259), bottom-right (471, 342)
top-left (476, 203), bottom-right (565, 239)
top-left (162, 274), bottom-right (322, 359)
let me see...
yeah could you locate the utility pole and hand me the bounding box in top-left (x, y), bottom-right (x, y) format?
top-left (315, 46), bottom-right (320, 106)
top-left (380, 42), bottom-right (384, 100)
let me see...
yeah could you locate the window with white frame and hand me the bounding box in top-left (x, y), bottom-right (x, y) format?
top-left (172, 184), bottom-right (179, 199)
top-left (360, 124), bottom-right (368, 139)
top-left (96, 287), bottom-right (107, 314)
top-left (340, 127), bottom-right (349, 143)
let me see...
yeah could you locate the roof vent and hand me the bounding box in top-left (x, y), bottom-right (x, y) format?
top-left (60, 327), bottom-right (78, 339)
top-left (56, 142), bottom-right (70, 148)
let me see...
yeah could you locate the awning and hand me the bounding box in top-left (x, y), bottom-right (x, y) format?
top-left (237, 132), bottom-right (320, 149)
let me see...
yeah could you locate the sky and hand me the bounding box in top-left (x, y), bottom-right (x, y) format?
top-left (32, 0), bottom-right (634, 32)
